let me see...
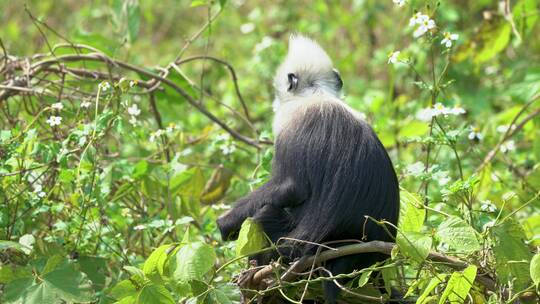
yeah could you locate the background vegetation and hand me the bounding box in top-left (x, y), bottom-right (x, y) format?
top-left (0, 0), bottom-right (539, 303)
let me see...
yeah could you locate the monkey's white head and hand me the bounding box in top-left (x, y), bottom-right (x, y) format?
top-left (272, 34), bottom-right (343, 111)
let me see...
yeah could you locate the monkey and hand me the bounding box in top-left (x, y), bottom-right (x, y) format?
top-left (217, 34), bottom-right (400, 303)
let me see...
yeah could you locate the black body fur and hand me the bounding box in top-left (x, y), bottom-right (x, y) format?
top-left (217, 100), bottom-right (400, 303)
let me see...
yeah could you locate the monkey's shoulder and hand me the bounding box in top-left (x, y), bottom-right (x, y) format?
top-left (273, 97), bottom-right (367, 136)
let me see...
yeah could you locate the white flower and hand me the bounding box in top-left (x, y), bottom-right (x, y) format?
top-left (46, 116), bottom-right (62, 126)
top-left (409, 12), bottom-right (429, 26)
top-left (388, 51), bottom-right (400, 64)
top-left (254, 36), bottom-right (273, 53)
top-left (468, 127), bottom-right (483, 141)
top-left (500, 140), bottom-right (516, 153)
top-left (81, 101), bottom-right (92, 108)
top-left (416, 108), bottom-right (436, 121)
top-left (480, 200), bottom-right (497, 213)
top-left (406, 162), bottom-right (425, 176)
top-left (220, 144), bottom-right (236, 155)
top-left (129, 80), bottom-right (137, 87)
top-left (133, 224), bottom-right (146, 231)
top-left (149, 129), bottom-right (164, 142)
top-left (393, 0), bottom-right (405, 7)
top-left (441, 32), bottom-right (458, 48)
top-left (414, 18), bottom-right (436, 38)
top-left (51, 102), bottom-right (64, 110)
top-left (496, 125), bottom-right (515, 133)
top-left (166, 123), bottom-right (177, 133)
top-left (127, 104), bottom-right (141, 116)
top-left (438, 242), bottom-right (450, 252)
top-left (129, 116), bottom-right (138, 126)
top-left (99, 81), bottom-right (111, 91)
top-left (33, 184), bottom-right (46, 198)
top-left (240, 23), bottom-right (255, 34)
top-left (416, 103), bottom-right (465, 121)
top-left (216, 133), bottom-right (230, 142)
top-left (447, 105), bottom-right (466, 115)
top-left (433, 171), bottom-right (451, 186)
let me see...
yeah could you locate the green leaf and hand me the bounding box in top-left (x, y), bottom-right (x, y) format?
top-left (20, 283), bottom-right (57, 304)
top-left (513, 0), bottom-right (538, 36)
top-left (42, 255), bottom-right (67, 275)
top-left (490, 219), bottom-right (532, 291)
top-left (3, 278), bottom-right (34, 303)
top-left (416, 275), bottom-right (446, 304)
top-left (439, 265), bottom-right (477, 304)
top-left (126, 1), bottom-right (140, 42)
top-left (0, 240), bottom-right (27, 253)
top-left (136, 283), bottom-right (174, 304)
top-left (475, 23), bottom-right (511, 64)
top-left (0, 265), bottom-right (32, 284)
top-left (397, 231), bottom-right (432, 263)
top-left (357, 269), bottom-right (373, 288)
top-left (42, 264), bottom-right (96, 303)
top-left (436, 217), bottom-right (480, 254)
top-left (530, 253), bottom-right (540, 286)
top-left (110, 279), bottom-right (138, 300)
top-left (235, 218), bottom-right (267, 257)
top-left (398, 190), bottom-right (425, 233)
top-left (206, 283), bottom-right (241, 304)
top-left (143, 244), bottom-right (173, 277)
top-left (172, 242), bottom-right (216, 282)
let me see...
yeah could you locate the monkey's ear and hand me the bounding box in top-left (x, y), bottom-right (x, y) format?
top-left (333, 69), bottom-right (343, 91)
top-left (287, 73), bottom-right (299, 91)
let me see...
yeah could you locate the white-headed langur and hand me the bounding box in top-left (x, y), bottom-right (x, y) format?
top-left (217, 35), bottom-right (400, 303)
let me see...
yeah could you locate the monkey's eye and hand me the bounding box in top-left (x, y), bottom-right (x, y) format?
top-left (287, 73), bottom-right (299, 91)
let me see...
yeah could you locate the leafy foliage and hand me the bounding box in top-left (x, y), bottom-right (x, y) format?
top-left (0, 0), bottom-right (539, 303)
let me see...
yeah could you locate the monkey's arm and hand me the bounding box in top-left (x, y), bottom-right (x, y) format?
top-left (217, 179), bottom-right (298, 241)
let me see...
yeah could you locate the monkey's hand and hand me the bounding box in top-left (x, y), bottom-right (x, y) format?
top-left (216, 210), bottom-right (241, 241)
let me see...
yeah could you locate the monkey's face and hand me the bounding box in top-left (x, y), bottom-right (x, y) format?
top-left (272, 34), bottom-right (343, 112)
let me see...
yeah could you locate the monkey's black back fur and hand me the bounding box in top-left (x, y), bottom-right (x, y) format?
top-left (217, 101), bottom-right (399, 303)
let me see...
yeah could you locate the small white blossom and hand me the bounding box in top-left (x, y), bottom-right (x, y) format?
top-left (406, 162), bottom-right (425, 176)
top-left (480, 200), bottom-right (497, 213)
top-left (240, 23), bottom-right (255, 34)
top-left (388, 51), bottom-right (400, 64)
top-left (482, 220), bottom-right (496, 231)
top-left (416, 103), bottom-right (465, 121)
top-left (496, 125), bottom-right (515, 133)
top-left (133, 224), bottom-right (146, 231)
top-left (149, 129), bottom-right (164, 142)
top-left (393, 0), bottom-right (406, 7)
top-left (220, 144), bottom-right (236, 155)
top-left (129, 116), bottom-right (138, 126)
top-left (33, 184), bottom-right (46, 198)
top-left (500, 140), bottom-right (516, 153)
top-left (129, 80), bottom-right (137, 87)
top-left (433, 171), bottom-right (451, 186)
top-left (127, 104), bottom-right (141, 116)
top-left (46, 116), bottom-right (62, 127)
top-left (441, 32), bottom-right (458, 48)
top-left (216, 133), bottom-right (230, 142)
top-left (254, 36), bottom-right (273, 53)
top-left (166, 123), bottom-right (177, 133)
top-left (438, 242), bottom-right (450, 252)
top-left (81, 101), bottom-right (92, 108)
top-left (409, 12), bottom-right (429, 26)
top-left (51, 102), bottom-right (64, 110)
top-left (468, 127), bottom-right (483, 141)
top-left (414, 18), bottom-right (436, 38)
top-left (99, 81), bottom-right (111, 91)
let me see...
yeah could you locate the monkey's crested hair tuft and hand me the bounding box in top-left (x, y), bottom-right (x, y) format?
top-left (284, 34), bottom-right (333, 71)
